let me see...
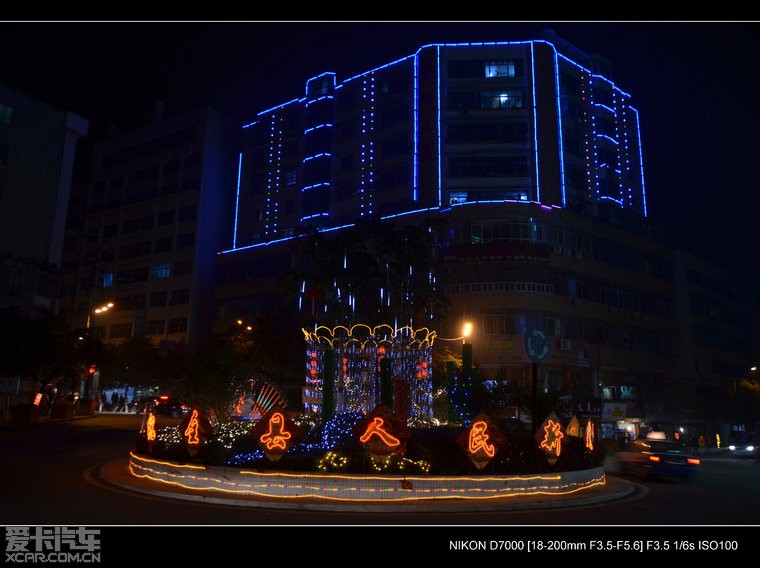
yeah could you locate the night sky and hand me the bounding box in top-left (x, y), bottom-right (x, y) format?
top-left (2, 20), bottom-right (758, 278)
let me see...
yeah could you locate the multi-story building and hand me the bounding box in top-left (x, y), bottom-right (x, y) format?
top-left (59, 103), bottom-right (239, 352)
top-left (0, 81), bottom-right (88, 317)
top-left (213, 32), bottom-right (758, 437)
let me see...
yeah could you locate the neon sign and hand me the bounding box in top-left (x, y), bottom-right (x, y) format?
top-left (539, 418), bottom-right (564, 458)
top-left (250, 408), bottom-right (303, 461)
top-left (147, 413), bottom-right (156, 442)
top-left (259, 412), bottom-right (292, 451)
top-left (468, 420), bottom-right (495, 458)
top-left (359, 417), bottom-right (400, 447)
top-left (456, 413), bottom-right (506, 469)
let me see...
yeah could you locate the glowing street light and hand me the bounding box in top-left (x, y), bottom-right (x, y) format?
top-left (462, 321), bottom-right (473, 344)
top-left (86, 301), bottom-right (114, 330)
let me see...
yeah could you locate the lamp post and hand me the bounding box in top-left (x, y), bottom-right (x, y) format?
top-left (462, 321), bottom-right (473, 377)
top-left (81, 301), bottom-right (113, 403)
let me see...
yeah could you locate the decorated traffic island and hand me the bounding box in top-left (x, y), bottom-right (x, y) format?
top-left (128, 324), bottom-right (607, 504)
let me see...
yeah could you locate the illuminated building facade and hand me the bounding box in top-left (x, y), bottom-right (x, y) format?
top-left (214, 33), bottom-right (759, 435)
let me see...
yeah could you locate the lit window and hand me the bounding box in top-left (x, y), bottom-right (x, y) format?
top-left (152, 264), bottom-right (171, 279)
top-left (286, 171), bottom-right (297, 186)
top-left (485, 61), bottom-right (516, 78)
top-left (102, 273), bottom-right (113, 288)
top-left (480, 90), bottom-right (523, 110)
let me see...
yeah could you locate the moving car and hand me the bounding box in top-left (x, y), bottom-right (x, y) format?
top-left (723, 433), bottom-right (758, 458)
top-left (616, 438), bottom-right (700, 480)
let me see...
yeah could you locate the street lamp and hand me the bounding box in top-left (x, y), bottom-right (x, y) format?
top-left (462, 322), bottom-right (472, 344)
top-left (80, 301), bottom-right (114, 403)
top-left (86, 301), bottom-right (113, 330)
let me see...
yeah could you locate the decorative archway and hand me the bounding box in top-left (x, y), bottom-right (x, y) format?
top-left (302, 324), bottom-right (436, 424)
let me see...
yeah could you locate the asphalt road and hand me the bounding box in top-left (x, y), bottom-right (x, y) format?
top-left (2, 413), bottom-right (759, 560)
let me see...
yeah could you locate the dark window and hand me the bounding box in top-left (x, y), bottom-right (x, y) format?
top-left (109, 323), bottom-right (132, 339)
top-left (149, 291), bottom-right (167, 307)
top-left (146, 319), bottom-right (165, 335)
top-left (157, 210), bottom-right (175, 226)
top-left (119, 241), bottom-right (151, 260)
top-left (154, 236), bottom-right (172, 253)
top-left (178, 204), bottom-right (197, 222)
top-left (168, 317), bottom-right (187, 333)
top-left (169, 289), bottom-right (190, 305)
top-left (175, 232), bottom-right (195, 248)
top-left (122, 215), bottom-right (153, 234)
top-left (174, 260), bottom-right (192, 276)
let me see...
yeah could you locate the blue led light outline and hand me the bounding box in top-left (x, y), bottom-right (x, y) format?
top-left (530, 43), bottom-right (541, 202)
top-left (229, 39), bottom-right (648, 253)
top-left (412, 51), bottom-right (419, 201)
top-left (233, 152), bottom-right (242, 248)
top-left (633, 106), bottom-right (647, 217)
top-left (436, 45), bottom-right (442, 206)
top-left (550, 43), bottom-right (567, 207)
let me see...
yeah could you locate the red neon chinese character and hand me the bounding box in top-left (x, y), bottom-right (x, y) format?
top-left (184, 409), bottom-right (201, 445)
top-left (539, 419), bottom-right (564, 456)
top-left (147, 413), bottom-right (156, 442)
top-left (359, 417), bottom-right (400, 447)
top-left (259, 412), bottom-right (292, 450)
top-left (585, 421), bottom-right (594, 451)
top-left (468, 420), bottom-right (495, 457)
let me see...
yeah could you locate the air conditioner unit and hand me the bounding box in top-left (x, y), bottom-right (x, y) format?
top-left (560, 338), bottom-right (571, 351)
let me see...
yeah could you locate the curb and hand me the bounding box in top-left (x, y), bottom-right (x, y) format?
top-left (95, 457), bottom-right (638, 512)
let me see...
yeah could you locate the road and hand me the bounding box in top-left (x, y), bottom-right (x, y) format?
top-left (2, 414), bottom-right (758, 559)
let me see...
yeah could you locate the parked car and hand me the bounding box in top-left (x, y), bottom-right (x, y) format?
top-left (616, 438), bottom-right (700, 480)
top-left (130, 396), bottom-right (158, 415)
top-left (153, 395), bottom-right (190, 418)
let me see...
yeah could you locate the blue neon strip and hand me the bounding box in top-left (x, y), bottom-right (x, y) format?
top-left (233, 152), bottom-right (242, 248)
top-left (412, 52), bottom-right (419, 201)
top-left (305, 95), bottom-right (334, 107)
top-left (596, 134), bottom-right (619, 145)
top-left (253, 98), bottom-right (302, 121)
top-left (302, 153), bottom-right (332, 163)
top-left (600, 195), bottom-right (623, 206)
top-left (551, 43), bottom-right (567, 207)
top-left (301, 182), bottom-right (331, 192)
top-left (593, 103), bottom-right (616, 115)
top-left (436, 45), bottom-right (442, 206)
top-left (530, 43), bottom-right (540, 202)
top-left (303, 124), bottom-right (333, 134)
top-left (301, 213), bottom-right (330, 221)
top-left (632, 106), bottom-right (648, 217)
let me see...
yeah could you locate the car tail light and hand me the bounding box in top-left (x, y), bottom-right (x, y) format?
top-left (648, 456), bottom-right (661, 463)
top-left (687, 457), bottom-right (700, 465)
